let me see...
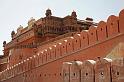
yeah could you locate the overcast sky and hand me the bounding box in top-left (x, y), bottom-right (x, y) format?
top-left (0, 0), bottom-right (124, 55)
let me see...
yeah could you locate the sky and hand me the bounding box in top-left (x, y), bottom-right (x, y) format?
top-left (0, 0), bottom-right (124, 55)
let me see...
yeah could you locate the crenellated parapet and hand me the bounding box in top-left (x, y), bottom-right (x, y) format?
top-left (35, 7), bottom-right (124, 60)
top-left (1, 9), bottom-right (124, 82)
top-left (62, 58), bottom-right (124, 82)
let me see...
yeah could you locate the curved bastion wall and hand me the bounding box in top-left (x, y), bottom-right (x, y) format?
top-left (0, 9), bottom-right (124, 82)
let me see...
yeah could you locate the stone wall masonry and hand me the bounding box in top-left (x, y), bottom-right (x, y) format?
top-left (62, 62), bottom-right (72, 82)
top-left (119, 9), bottom-right (124, 33)
top-left (0, 9), bottom-right (124, 82)
top-left (81, 60), bottom-right (96, 82)
top-left (111, 58), bottom-right (124, 82)
top-left (107, 15), bottom-right (119, 38)
top-left (70, 61), bottom-right (82, 82)
top-left (62, 58), bottom-right (124, 82)
top-left (97, 21), bottom-right (107, 41)
top-left (95, 58), bottom-right (112, 82)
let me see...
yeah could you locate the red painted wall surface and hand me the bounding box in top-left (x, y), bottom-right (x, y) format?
top-left (1, 9), bottom-right (124, 82)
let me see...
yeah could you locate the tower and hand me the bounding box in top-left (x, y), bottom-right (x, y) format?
top-left (71, 10), bottom-right (77, 18)
top-left (45, 8), bottom-right (52, 17)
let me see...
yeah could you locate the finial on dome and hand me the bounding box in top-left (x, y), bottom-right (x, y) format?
top-left (71, 10), bottom-right (77, 18)
top-left (17, 25), bottom-right (23, 34)
top-left (19, 25), bottom-right (23, 28)
top-left (30, 17), bottom-right (34, 20)
top-left (73, 10), bottom-right (75, 12)
top-left (3, 41), bottom-right (6, 47)
top-left (11, 30), bottom-right (15, 39)
top-left (45, 8), bottom-right (52, 17)
top-left (29, 17), bottom-right (35, 21)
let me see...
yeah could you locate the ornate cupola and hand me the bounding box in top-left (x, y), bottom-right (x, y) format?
top-left (3, 41), bottom-right (6, 47)
top-left (28, 17), bottom-right (35, 28)
top-left (11, 30), bottom-right (15, 39)
top-left (45, 8), bottom-right (52, 17)
top-left (71, 10), bottom-right (77, 18)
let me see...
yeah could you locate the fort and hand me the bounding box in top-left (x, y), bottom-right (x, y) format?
top-left (0, 9), bottom-right (124, 82)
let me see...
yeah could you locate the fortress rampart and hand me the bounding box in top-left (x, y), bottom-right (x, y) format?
top-left (0, 9), bottom-right (124, 82)
top-left (62, 58), bottom-right (124, 82)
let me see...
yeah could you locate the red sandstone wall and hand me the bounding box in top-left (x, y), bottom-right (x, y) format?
top-left (0, 9), bottom-right (124, 82)
top-left (8, 36), bottom-right (36, 67)
top-left (62, 58), bottom-right (124, 82)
